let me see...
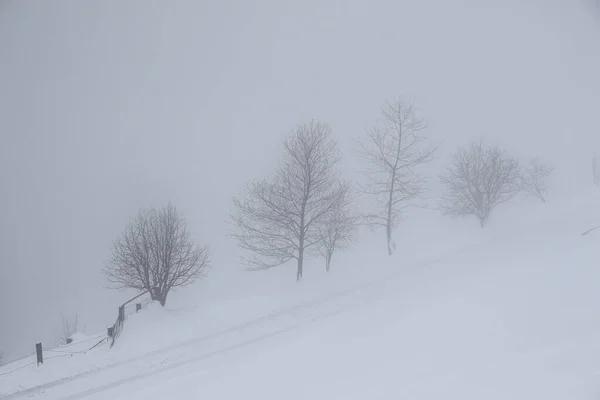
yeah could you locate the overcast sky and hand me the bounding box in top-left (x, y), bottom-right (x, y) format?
top-left (1, 0), bottom-right (599, 360)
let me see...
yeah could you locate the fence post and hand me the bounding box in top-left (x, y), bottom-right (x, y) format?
top-left (136, 303), bottom-right (142, 313)
top-left (118, 306), bottom-right (125, 323)
top-left (107, 326), bottom-right (114, 337)
top-left (36, 343), bottom-right (43, 366)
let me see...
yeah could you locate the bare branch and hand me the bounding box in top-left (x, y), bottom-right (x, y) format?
top-left (440, 139), bottom-right (521, 227)
top-left (315, 181), bottom-right (357, 271)
top-left (358, 98), bottom-right (436, 255)
top-left (56, 313), bottom-right (79, 346)
top-left (104, 203), bottom-right (210, 306)
top-left (231, 120), bottom-right (344, 281)
top-left (521, 158), bottom-right (553, 203)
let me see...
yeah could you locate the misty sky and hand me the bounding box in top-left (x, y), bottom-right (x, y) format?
top-left (1, 0), bottom-right (599, 360)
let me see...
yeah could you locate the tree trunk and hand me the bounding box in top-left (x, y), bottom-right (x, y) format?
top-left (386, 192), bottom-right (394, 255)
top-left (297, 246), bottom-right (304, 281)
top-left (325, 253), bottom-right (332, 272)
top-left (159, 288), bottom-right (169, 307)
top-left (479, 214), bottom-right (487, 228)
top-left (151, 286), bottom-right (161, 302)
top-left (297, 196), bottom-right (307, 281)
top-left (386, 219), bottom-right (393, 256)
top-left (386, 126), bottom-right (401, 257)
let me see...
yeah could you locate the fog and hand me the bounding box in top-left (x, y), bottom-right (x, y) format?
top-left (1, 0), bottom-right (599, 360)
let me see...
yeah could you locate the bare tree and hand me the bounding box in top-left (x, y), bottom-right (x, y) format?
top-left (521, 158), bottom-right (553, 203)
top-left (231, 120), bottom-right (344, 281)
top-left (594, 153), bottom-right (600, 187)
top-left (440, 139), bottom-right (521, 227)
top-left (58, 313), bottom-right (79, 345)
top-left (359, 98), bottom-right (436, 255)
top-left (316, 182), bottom-right (357, 272)
top-left (0, 351), bottom-right (3, 366)
top-left (105, 203), bottom-right (210, 306)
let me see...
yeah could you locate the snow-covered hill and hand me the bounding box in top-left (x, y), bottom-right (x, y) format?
top-left (1, 190), bottom-right (599, 400)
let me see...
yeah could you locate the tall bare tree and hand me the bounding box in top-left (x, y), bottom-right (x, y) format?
top-left (105, 203), bottom-right (210, 306)
top-left (231, 120), bottom-right (345, 281)
top-left (440, 139), bottom-right (521, 227)
top-left (359, 99), bottom-right (436, 255)
top-left (594, 153), bottom-right (600, 187)
top-left (316, 182), bottom-right (356, 272)
top-left (521, 158), bottom-right (553, 203)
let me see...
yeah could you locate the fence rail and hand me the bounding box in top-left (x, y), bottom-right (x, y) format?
top-left (108, 290), bottom-right (150, 347)
top-left (0, 290), bottom-right (152, 378)
top-left (0, 335), bottom-right (108, 377)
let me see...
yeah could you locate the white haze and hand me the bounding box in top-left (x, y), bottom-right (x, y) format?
top-left (0, 0), bottom-right (599, 360)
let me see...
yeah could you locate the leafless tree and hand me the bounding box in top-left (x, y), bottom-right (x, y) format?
top-left (521, 158), bottom-right (553, 203)
top-left (594, 153), bottom-right (600, 187)
top-left (58, 313), bottom-right (79, 345)
top-left (105, 203), bottom-right (210, 306)
top-left (358, 99), bottom-right (436, 255)
top-left (231, 120), bottom-right (345, 281)
top-left (316, 182), bottom-right (357, 272)
top-left (440, 139), bottom-right (521, 227)
top-left (0, 351), bottom-right (4, 366)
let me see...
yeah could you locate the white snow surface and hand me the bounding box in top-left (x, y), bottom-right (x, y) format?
top-left (1, 190), bottom-right (600, 399)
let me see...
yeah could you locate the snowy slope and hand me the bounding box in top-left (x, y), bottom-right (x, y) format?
top-left (1, 190), bottom-right (599, 399)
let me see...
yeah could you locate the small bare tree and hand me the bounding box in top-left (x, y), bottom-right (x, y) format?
top-left (594, 153), bottom-right (599, 187)
top-left (316, 183), bottom-right (356, 272)
top-left (359, 98), bottom-right (436, 255)
top-left (440, 139), bottom-right (521, 227)
top-left (105, 203), bottom-right (210, 306)
top-left (521, 158), bottom-right (553, 203)
top-left (59, 313), bottom-right (79, 345)
top-left (231, 120), bottom-right (345, 281)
